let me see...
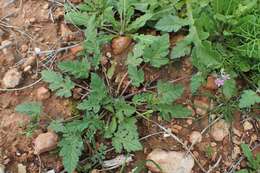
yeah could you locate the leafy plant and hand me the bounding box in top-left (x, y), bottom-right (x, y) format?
top-left (236, 144), bottom-right (260, 173)
top-left (41, 70), bottom-right (75, 98)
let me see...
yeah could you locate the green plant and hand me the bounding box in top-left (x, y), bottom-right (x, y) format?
top-left (15, 102), bottom-right (43, 136)
top-left (236, 144), bottom-right (260, 173)
top-left (26, 0), bottom-right (260, 172)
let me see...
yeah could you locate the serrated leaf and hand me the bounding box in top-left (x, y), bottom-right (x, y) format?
top-left (155, 15), bottom-right (188, 32)
top-left (132, 93), bottom-right (155, 105)
top-left (59, 134), bottom-right (83, 173)
top-left (190, 73), bottom-right (205, 94)
top-left (143, 34), bottom-right (170, 68)
top-left (58, 58), bottom-right (90, 79)
top-left (128, 65), bottom-right (144, 87)
top-left (49, 120), bottom-right (65, 133)
top-left (77, 73), bottom-right (108, 112)
top-left (41, 70), bottom-right (75, 98)
top-left (157, 81), bottom-right (184, 104)
top-left (114, 99), bottom-right (136, 122)
top-left (223, 79), bottom-right (236, 99)
top-left (171, 34), bottom-right (192, 59)
top-left (239, 90), bottom-right (260, 108)
top-left (127, 13), bottom-right (153, 32)
top-left (15, 102), bottom-right (42, 117)
top-left (112, 117), bottom-right (142, 153)
top-left (157, 104), bottom-right (191, 121)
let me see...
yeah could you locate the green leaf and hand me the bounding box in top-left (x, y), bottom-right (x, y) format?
top-left (239, 90), bottom-right (260, 108)
top-left (128, 65), bottom-right (144, 87)
top-left (112, 117), bottom-right (142, 153)
top-left (132, 93), bottom-right (155, 105)
top-left (223, 79), bottom-right (236, 99)
top-left (127, 13), bottom-right (153, 32)
top-left (190, 73), bottom-right (205, 94)
top-left (155, 15), bottom-right (188, 32)
top-left (241, 144), bottom-right (254, 164)
top-left (236, 170), bottom-right (249, 173)
top-left (15, 102), bottom-right (42, 117)
top-left (157, 81), bottom-right (184, 104)
top-left (77, 73), bottom-right (108, 112)
top-left (157, 104), bottom-right (191, 121)
top-left (114, 99), bottom-right (136, 121)
top-left (58, 58), bottom-right (91, 79)
top-left (59, 134), bottom-right (84, 173)
top-left (143, 34), bottom-right (170, 68)
top-left (41, 70), bottom-right (75, 98)
top-left (49, 120), bottom-right (65, 133)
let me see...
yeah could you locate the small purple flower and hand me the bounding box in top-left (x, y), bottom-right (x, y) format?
top-left (215, 78), bottom-right (225, 87)
top-left (215, 69), bottom-right (230, 87)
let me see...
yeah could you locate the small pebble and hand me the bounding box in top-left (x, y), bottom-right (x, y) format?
top-left (20, 44), bottom-right (28, 53)
top-left (243, 121), bottom-right (253, 131)
top-left (210, 119), bottom-right (230, 142)
top-left (36, 87), bottom-right (50, 101)
top-left (17, 164), bottom-right (26, 173)
top-left (2, 68), bottom-right (22, 88)
top-left (34, 132), bottom-right (58, 154)
top-left (189, 131), bottom-right (202, 144)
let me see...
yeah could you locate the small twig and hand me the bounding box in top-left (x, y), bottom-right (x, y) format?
top-left (139, 113), bottom-right (207, 173)
top-left (0, 78), bottom-right (42, 92)
top-left (37, 154), bottom-right (42, 173)
top-left (120, 80), bottom-right (131, 97)
top-left (206, 156), bottom-right (222, 173)
top-left (116, 72), bottom-right (128, 95)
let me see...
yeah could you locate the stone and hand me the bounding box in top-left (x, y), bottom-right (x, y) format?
top-left (36, 87), bottom-right (50, 100)
top-left (146, 149), bottom-right (194, 173)
top-left (194, 97), bottom-right (210, 115)
top-left (46, 170), bottom-right (55, 173)
top-left (0, 164), bottom-right (5, 173)
top-left (205, 76), bottom-right (218, 90)
top-left (111, 36), bottom-right (132, 55)
top-left (20, 44), bottom-right (28, 53)
top-left (243, 121), bottom-right (253, 131)
top-left (17, 164), bottom-right (26, 173)
top-left (70, 45), bottom-right (84, 55)
top-left (34, 132), bottom-right (58, 154)
top-left (189, 131), bottom-right (202, 144)
top-left (22, 56), bottom-right (36, 68)
top-left (171, 125), bottom-right (182, 134)
top-left (2, 68), bottom-right (22, 88)
top-left (232, 146), bottom-right (241, 159)
top-left (210, 119), bottom-right (230, 142)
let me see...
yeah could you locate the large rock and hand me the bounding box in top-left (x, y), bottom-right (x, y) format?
top-left (34, 132), bottom-right (58, 155)
top-left (146, 149), bottom-right (194, 173)
top-left (2, 68), bottom-right (22, 88)
top-left (111, 36), bottom-right (132, 55)
top-left (0, 164), bottom-right (5, 173)
top-left (210, 119), bottom-right (230, 142)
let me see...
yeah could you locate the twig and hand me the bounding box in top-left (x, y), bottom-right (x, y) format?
top-left (206, 156), bottom-right (222, 173)
top-left (116, 72), bottom-right (128, 96)
top-left (120, 80), bottom-right (131, 97)
top-left (226, 143), bottom-right (260, 173)
top-left (0, 78), bottom-right (42, 92)
top-left (29, 43), bottom-right (81, 55)
top-left (138, 113), bottom-right (207, 173)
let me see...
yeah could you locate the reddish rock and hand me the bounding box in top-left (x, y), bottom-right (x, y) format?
top-left (111, 36), bottom-right (132, 55)
top-left (70, 45), bottom-right (84, 55)
top-left (36, 87), bottom-right (50, 100)
top-left (205, 76), bottom-right (218, 90)
top-left (34, 132), bottom-right (58, 154)
top-left (2, 68), bottom-right (22, 88)
top-left (20, 44), bottom-right (28, 53)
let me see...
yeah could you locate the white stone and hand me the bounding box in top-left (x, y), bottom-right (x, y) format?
top-left (17, 164), bottom-right (26, 173)
top-left (0, 164), bottom-right (5, 173)
top-left (243, 121), bottom-right (253, 131)
top-left (146, 149), bottom-right (194, 173)
top-left (210, 119), bottom-right (230, 142)
top-left (2, 68), bottom-right (22, 88)
top-left (189, 131), bottom-right (202, 144)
